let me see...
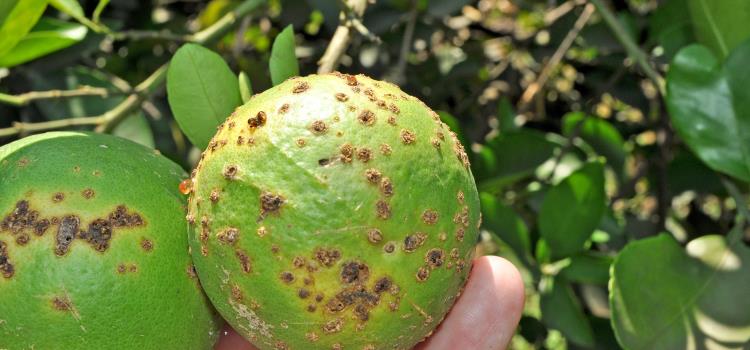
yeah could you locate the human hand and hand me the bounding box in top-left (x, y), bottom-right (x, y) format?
top-left (215, 256), bottom-right (525, 350)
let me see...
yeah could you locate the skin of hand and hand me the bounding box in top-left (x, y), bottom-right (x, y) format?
top-left (214, 255), bottom-right (525, 350)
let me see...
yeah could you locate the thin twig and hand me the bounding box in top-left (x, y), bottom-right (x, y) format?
top-left (518, 3), bottom-right (594, 112)
top-left (721, 177), bottom-right (749, 243)
top-left (0, 0), bottom-right (265, 138)
top-left (544, 0), bottom-right (585, 25)
top-left (0, 87), bottom-right (128, 107)
top-left (317, 0), bottom-right (371, 74)
top-left (589, 0), bottom-right (665, 96)
top-left (389, 0), bottom-right (418, 85)
top-left (109, 30), bottom-right (193, 42)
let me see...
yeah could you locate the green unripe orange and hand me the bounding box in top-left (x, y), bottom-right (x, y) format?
top-left (0, 132), bottom-right (220, 349)
top-left (187, 73), bottom-right (480, 350)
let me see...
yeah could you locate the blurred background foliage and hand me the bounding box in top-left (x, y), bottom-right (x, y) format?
top-left (1, 0), bottom-right (750, 349)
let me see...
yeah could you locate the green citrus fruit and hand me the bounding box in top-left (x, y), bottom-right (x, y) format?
top-left (187, 73), bottom-right (480, 349)
top-left (0, 132), bottom-right (220, 349)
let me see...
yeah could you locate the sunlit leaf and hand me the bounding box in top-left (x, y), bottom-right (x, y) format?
top-left (269, 25), bottom-right (299, 86)
top-left (0, 0), bottom-right (48, 57)
top-left (0, 18), bottom-right (87, 68)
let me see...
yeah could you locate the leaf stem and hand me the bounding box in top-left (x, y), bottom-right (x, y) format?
top-left (317, 0), bottom-right (373, 74)
top-left (0, 87), bottom-right (128, 107)
top-left (721, 177), bottom-right (749, 243)
top-left (589, 0), bottom-right (666, 96)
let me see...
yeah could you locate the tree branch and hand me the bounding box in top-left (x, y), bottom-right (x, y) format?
top-left (317, 0), bottom-right (372, 74)
top-left (518, 3), bottom-right (594, 112)
top-left (0, 87), bottom-right (128, 107)
top-left (389, 0), bottom-right (418, 85)
top-left (589, 0), bottom-right (666, 96)
top-left (0, 0), bottom-right (265, 139)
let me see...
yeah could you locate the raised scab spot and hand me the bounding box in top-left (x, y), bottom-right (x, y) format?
top-left (51, 296), bottom-right (73, 311)
top-left (55, 215), bottom-right (80, 256)
top-left (455, 227), bottom-right (465, 242)
top-left (236, 249), bottom-right (252, 273)
top-left (416, 267), bottom-right (430, 282)
top-left (140, 238), bottom-right (153, 252)
top-left (457, 190), bottom-right (465, 203)
top-left (380, 177), bottom-right (393, 196)
top-left (52, 193), bottom-right (65, 203)
top-left (293, 256), bottom-right (306, 268)
top-left (293, 81), bottom-right (310, 93)
top-left (380, 144), bottom-right (392, 156)
top-left (259, 192), bottom-right (285, 218)
top-left (217, 227), bottom-right (240, 245)
top-left (450, 248), bottom-right (460, 260)
top-left (210, 189), bottom-right (220, 203)
top-left (340, 261), bottom-right (370, 284)
top-left (248, 111), bottom-right (267, 128)
top-left (358, 110), bottom-right (376, 126)
top-left (425, 248), bottom-right (445, 267)
top-left (232, 284), bottom-right (244, 302)
top-left (335, 93), bottom-right (348, 102)
top-left (296, 138), bottom-right (306, 147)
top-left (367, 229), bottom-right (382, 243)
top-left (387, 116), bottom-right (397, 126)
top-left (298, 288), bottom-right (310, 299)
top-left (373, 277), bottom-right (392, 294)
top-left (223, 164), bottom-right (239, 180)
top-left (279, 103), bottom-right (290, 114)
top-left (0, 241), bottom-right (14, 278)
top-left (310, 120), bottom-right (328, 135)
top-left (403, 233), bottom-right (427, 253)
top-left (323, 318), bottom-right (344, 334)
top-left (364, 169), bottom-right (381, 184)
top-left (340, 143), bottom-right (354, 163)
top-left (314, 248), bottom-right (341, 267)
top-left (422, 209), bottom-right (439, 225)
top-left (383, 242), bottom-right (395, 253)
top-left (82, 188), bottom-right (95, 199)
top-left (375, 200), bottom-right (391, 220)
top-left (389, 104), bottom-right (400, 115)
top-left (280, 271), bottom-right (295, 284)
top-left (400, 129), bottom-right (416, 144)
top-left (356, 148), bottom-right (372, 162)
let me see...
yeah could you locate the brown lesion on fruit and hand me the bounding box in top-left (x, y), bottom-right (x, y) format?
top-left (81, 188), bottom-right (95, 199)
top-left (400, 129), bottom-right (416, 144)
top-left (271, 244), bottom-right (280, 254)
top-left (259, 192), bottom-right (285, 220)
top-left (339, 143), bottom-right (354, 163)
top-left (367, 228), bottom-right (382, 243)
top-left (306, 332), bottom-right (319, 342)
top-left (383, 242), bottom-right (395, 253)
top-left (140, 238), bottom-right (153, 252)
top-left (379, 143), bottom-right (392, 156)
top-left (232, 284), bottom-right (244, 302)
top-left (431, 138), bottom-right (441, 148)
top-left (209, 189), bottom-right (221, 203)
top-left (425, 248), bottom-right (445, 268)
top-left (388, 104), bottom-right (400, 115)
top-left (199, 216), bottom-right (210, 243)
top-left (293, 81), bottom-right (310, 93)
top-left (416, 266), bottom-right (430, 282)
top-left (292, 256), bottom-right (306, 268)
top-left (0, 241), bottom-right (14, 278)
top-left (298, 288), bottom-right (311, 299)
top-left (52, 192), bottom-right (65, 203)
top-left (375, 200), bottom-right (391, 219)
top-left (451, 132), bottom-right (470, 167)
top-left (455, 227), bottom-right (465, 242)
top-left (457, 190), bottom-right (465, 203)
top-left (376, 100), bottom-right (387, 110)
top-left (237, 135), bottom-right (246, 145)
top-left (403, 232), bottom-right (427, 253)
top-left (223, 164), bottom-right (239, 180)
top-left (310, 120), bottom-right (328, 135)
top-left (335, 92), bottom-right (348, 102)
top-left (279, 271), bottom-right (295, 284)
top-left (116, 263), bottom-right (138, 274)
top-left (2, 200), bottom-right (40, 236)
top-left (51, 295), bottom-right (74, 311)
top-left (358, 110), bottom-right (376, 126)
top-left (340, 261), bottom-right (369, 284)
top-left (323, 318), bottom-right (344, 334)
top-left (356, 148), bottom-right (372, 162)
top-left (55, 215), bottom-right (80, 256)
top-left (248, 111), bottom-right (267, 128)
top-left (296, 138), bottom-right (307, 147)
top-left (314, 248), bottom-right (341, 267)
top-left (257, 226), bottom-right (268, 237)
top-left (236, 249), bottom-right (252, 273)
top-left (345, 74), bottom-right (358, 86)
top-left (278, 103), bottom-right (290, 114)
top-left (387, 116), bottom-right (397, 126)
top-left (186, 264), bottom-right (198, 279)
top-left (364, 169), bottom-right (381, 183)
top-left (422, 209), bottom-right (439, 225)
top-left (373, 277), bottom-right (392, 294)
top-left (217, 227), bottom-right (240, 245)
top-left (15, 233), bottom-right (29, 246)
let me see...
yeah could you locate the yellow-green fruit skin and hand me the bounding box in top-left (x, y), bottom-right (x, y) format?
top-left (188, 74), bottom-right (480, 350)
top-left (0, 132), bottom-right (220, 349)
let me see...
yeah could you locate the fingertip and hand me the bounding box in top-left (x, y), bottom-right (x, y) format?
top-left (214, 323), bottom-right (258, 350)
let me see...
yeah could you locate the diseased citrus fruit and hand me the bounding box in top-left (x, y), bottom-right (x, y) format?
top-left (0, 132), bottom-right (220, 349)
top-left (187, 73), bottom-right (480, 350)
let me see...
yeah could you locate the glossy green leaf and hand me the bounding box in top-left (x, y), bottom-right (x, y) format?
top-left (611, 234), bottom-right (750, 349)
top-left (539, 162), bottom-right (606, 258)
top-left (167, 43), bottom-right (242, 149)
top-left (269, 25), bottom-right (299, 86)
top-left (560, 252), bottom-right (613, 285)
top-left (687, 0), bottom-right (750, 59)
top-left (239, 71), bottom-right (253, 103)
top-left (113, 114), bottom-right (154, 148)
top-left (478, 130), bottom-right (557, 190)
top-left (666, 43), bottom-right (750, 181)
top-left (50, 0), bottom-right (85, 20)
top-left (562, 112), bottom-right (626, 176)
top-left (540, 277), bottom-right (595, 347)
top-left (479, 192), bottom-right (531, 262)
top-left (649, 0), bottom-right (694, 59)
top-left (0, 0), bottom-right (48, 57)
top-left (497, 96), bottom-right (518, 133)
top-left (0, 18), bottom-right (87, 68)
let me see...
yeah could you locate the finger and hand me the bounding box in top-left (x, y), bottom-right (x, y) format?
top-left (214, 323), bottom-right (258, 350)
top-left (416, 255), bottom-right (525, 350)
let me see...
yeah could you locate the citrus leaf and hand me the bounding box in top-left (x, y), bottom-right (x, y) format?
top-left (239, 71), bottom-right (253, 103)
top-left (479, 192), bottom-right (531, 263)
top-left (49, 0), bottom-right (85, 20)
top-left (167, 43), bottom-right (242, 149)
top-left (540, 277), bottom-right (595, 347)
top-left (93, 0), bottom-right (109, 23)
top-left (538, 161), bottom-right (606, 258)
top-left (0, 18), bottom-right (87, 68)
top-left (113, 113), bottom-right (154, 148)
top-left (477, 129), bottom-right (557, 190)
top-left (611, 234), bottom-right (750, 349)
top-left (269, 25), bottom-right (299, 85)
top-left (562, 112), bottom-right (626, 177)
top-left (497, 96), bottom-right (518, 133)
top-left (666, 42), bottom-right (750, 182)
top-left (0, 0), bottom-right (48, 57)
top-left (560, 252), bottom-right (613, 285)
top-left (686, 0), bottom-right (750, 59)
